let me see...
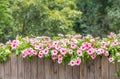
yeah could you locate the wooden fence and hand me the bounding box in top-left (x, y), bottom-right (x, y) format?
top-left (0, 54), bottom-right (120, 79)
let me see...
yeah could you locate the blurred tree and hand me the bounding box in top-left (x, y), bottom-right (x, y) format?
top-left (11, 0), bottom-right (82, 37)
top-left (75, 0), bottom-right (120, 37)
top-left (0, 0), bottom-right (13, 42)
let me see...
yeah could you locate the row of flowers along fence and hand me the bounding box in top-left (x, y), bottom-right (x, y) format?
top-left (0, 32), bottom-right (120, 78)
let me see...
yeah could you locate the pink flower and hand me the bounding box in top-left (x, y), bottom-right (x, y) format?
top-left (96, 48), bottom-right (104, 55)
top-left (26, 48), bottom-right (33, 55)
top-left (52, 41), bottom-right (59, 46)
top-left (75, 58), bottom-right (81, 66)
top-left (58, 59), bottom-right (62, 64)
top-left (52, 55), bottom-right (57, 60)
top-left (107, 32), bottom-right (116, 38)
top-left (112, 39), bottom-right (119, 46)
top-left (91, 54), bottom-right (96, 60)
top-left (80, 46), bottom-right (86, 50)
top-left (38, 51), bottom-right (43, 58)
top-left (58, 55), bottom-right (63, 60)
top-left (68, 49), bottom-right (73, 54)
top-left (109, 57), bottom-right (114, 62)
top-left (71, 38), bottom-right (78, 44)
top-left (10, 40), bottom-right (20, 49)
top-left (22, 51), bottom-right (27, 58)
top-left (101, 41), bottom-right (109, 48)
top-left (51, 50), bottom-right (58, 55)
top-left (38, 44), bottom-right (43, 50)
top-left (11, 43), bottom-right (17, 49)
top-left (60, 48), bottom-right (67, 55)
top-left (32, 50), bottom-right (37, 55)
top-left (44, 37), bottom-right (51, 43)
top-left (104, 51), bottom-right (109, 56)
top-left (87, 48), bottom-right (94, 55)
top-left (69, 60), bottom-right (75, 66)
top-left (47, 44), bottom-right (53, 49)
top-left (43, 49), bottom-right (49, 54)
top-left (71, 43), bottom-right (77, 49)
top-left (77, 50), bottom-right (82, 56)
top-left (55, 45), bottom-right (60, 50)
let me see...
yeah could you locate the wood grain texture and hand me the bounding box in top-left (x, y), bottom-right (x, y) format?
top-left (101, 56), bottom-right (109, 79)
top-left (11, 54), bottom-right (17, 79)
top-left (66, 64), bottom-right (73, 79)
top-left (51, 62), bottom-right (59, 79)
top-left (108, 62), bottom-right (116, 79)
top-left (17, 57), bottom-right (24, 79)
top-left (24, 58), bottom-right (31, 79)
top-left (58, 64), bottom-right (66, 79)
top-left (0, 55), bottom-right (120, 79)
top-left (94, 56), bottom-right (102, 79)
top-left (73, 66), bottom-right (79, 79)
top-left (0, 62), bottom-right (4, 79)
top-left (87, 60), bottom-right (95, 79)
top-left (116, 62), bottom-right (120, 79)
top-left (38, 58), bottom-right (45, 79)
top-left (31, 57), bottom-right (38, 79)
top-left (44, 59), bottom-right (52, 79)
top-left (4, 57), bottom-right (11, 79)
top-left (80, 62), bottom-right (87, 79)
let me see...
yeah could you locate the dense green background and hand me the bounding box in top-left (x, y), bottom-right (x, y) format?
top-left (0, 0), bottom-right (120, 42)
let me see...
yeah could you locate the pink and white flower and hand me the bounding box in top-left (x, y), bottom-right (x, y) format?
top-left (38, 51), bottom-right (43, 58)
top-left (104, 51), bottom-right (109, 57)
top-left (91, 54), bottom-right (96, 60)
top-left (60, 48), bottom-right (67, 55)
top-left (51, 50), bottom-right (58, 55)
top-left (87, 48), bottom-right (95, 55)
top-left (69, 60), bottom-right (75, 66)
top-left (77, 50), bottom-right (82, 56)
top-left (75, 58), bottom-right (81, 65)
top-left (112, 39), bottom-right (119, 46)
top-left (43, 48), bottom-right (49, 54)
top-left (109, 57), bottom-right (114, 62)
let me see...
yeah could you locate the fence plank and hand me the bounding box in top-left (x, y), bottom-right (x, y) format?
top-left (58, 64), bottom-right (66, 79)
top-left (24, 59), bottom-right (31, 79)
top-left (4, 57), bottom-right (11, 79)
top-left (95, 56), bottom-right (102, 79)
top-left (80, 62), bottom-right (87, 79)
top-left (73, 66), bottom-right (80, 79)
top-left (11, 54), bottom-right (18, 79)
top-left (31, 57), bottom-right (38, 79)
top-left (109, 62), bottom-right (116, 79)
top-left (87, 60), bottom-right (95, 79)
top-left (0, 62), bottom-right (4, 79)
top-left (101, 56), bottom-right (109, 79)
top-left (44, 59), bottom-right (52, 79)
top-left (17, 57), bottom-right (24, 79)
top-left (51, 62), bottom-right (59, 79)
top-left (116, 62), bottom-right (120, 79)
top-left (38, 58), bottom-right (45, 79)
top-left (66, 64), bottom-right (73, 79)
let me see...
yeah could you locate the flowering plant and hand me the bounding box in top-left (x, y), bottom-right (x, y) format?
top-left (0, 43), bottom-right (11, 62)
top-left (1, 32), bottom-right (120, 76)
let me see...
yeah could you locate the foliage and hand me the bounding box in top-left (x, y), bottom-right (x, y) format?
top-left (0, 0), bottom-right (13, 42)
top-left (9, 0), bottom-right (82, 37)
top-left (75, 0), bottom-right (120, 37)
top-left (0, 43), bottom-right (11, 62)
